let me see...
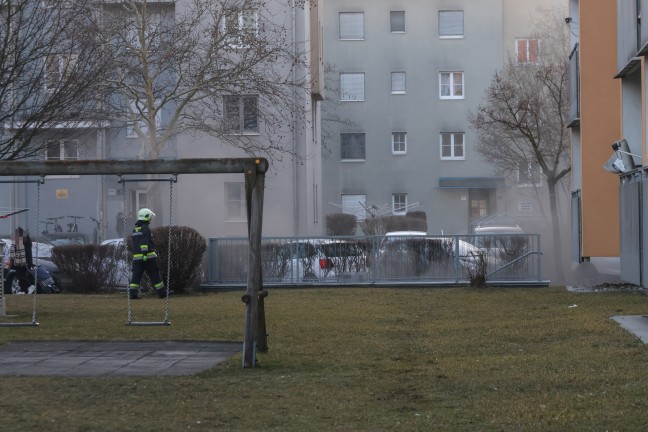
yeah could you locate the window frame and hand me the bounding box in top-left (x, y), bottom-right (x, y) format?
top-left (391, 132), bottom-right (407, 155)
top-left (391, 71), bottom-right (406, 94)
top-left (438, 10), bottom-right (464, 39)
top-left (339, 12), bottom-right (365, 40)
top-left (390, 11), bottom-right (405, 33)
top-left (221, 9), bottom-right (259, 48)
top-left (45, 139), bottom-right (79, 161)
top-left (517, 160), bottom-right (543, 187)
top-left (440, 132), bottom-right (465, 160)
top-left (223, 95), bottom-right (259, 135)
top-left (392, 193), bottom-right (407, 215)
top-left (225, 182), bottom-right (247, 221)
top-left (515, 38), bottom-right (540, 65)
top-left (44, 53), bottom-right (78, 92)
top-left (340, 72), bottom-right (365, 102)
top-left (340, 132), bottom-right (366, 161)
top-left (439, 71), bottom-right (464, 99)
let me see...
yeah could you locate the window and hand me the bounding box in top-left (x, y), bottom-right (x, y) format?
top-left (225, 182), bottom-right (246, 220)
top-left (392, 193), bottom-right (407, 215)
top-left (392, 132), bottom-right (406, 154)
top-left (222, 9), bottom-right (258, 47)
top-left (440, 132), bottom-right (464, 160)
top-left (439, 10), bottom-right (464, 38)
top-left (516, 38), bottom-right (540, 64)
top-left (342, 194), bottom-right (367, 222)
top-left (45, 140), bottom-right (79, 160)
top-left (439, 72), bottom-right (464, 99)
top-left (45, 54), bottom-right (77, 91)
top-left (224, 95), bottom-right (259, 133)
top-left (391, 72), bottom-right (406, 94)
top-left (341, 133), bottom-right (365, 160)
top-left (127, 99), bottom-right (162, 138)
top-left (390, 11), bottom-right (405, 32)
top-left (517, 160), bottom-right (542, 187)
top-left (340, 73), bottom-right (365, 101)
top-left (339, 12), bottom-right (364, 40)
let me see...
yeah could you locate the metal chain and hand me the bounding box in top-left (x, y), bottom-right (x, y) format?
top-left (122, 178), bottom-right (132, 324)
top-left (164, 178), bottom-right (174, 323)
top-left (31, 179), bottom-right (41, 324)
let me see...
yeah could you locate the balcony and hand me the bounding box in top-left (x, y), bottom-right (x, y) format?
top-left (568, 43), bottom-right (580, 127)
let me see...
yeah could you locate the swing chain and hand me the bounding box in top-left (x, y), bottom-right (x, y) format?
top-left (31, 179), bottom-right (41, 324)
top-left (163, 178), bottom-right (174, 323)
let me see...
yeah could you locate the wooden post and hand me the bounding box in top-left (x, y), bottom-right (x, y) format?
top-left (242, 160), bottom-right (266, 367)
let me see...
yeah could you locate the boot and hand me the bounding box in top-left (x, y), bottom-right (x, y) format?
top-left (128, 289), bottom-right (140, 300)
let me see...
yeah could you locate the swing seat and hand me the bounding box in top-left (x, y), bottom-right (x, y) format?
top-left (0, 322), bottom-right (39, 327)
top-left (126, 321), bottom-right (171, 326)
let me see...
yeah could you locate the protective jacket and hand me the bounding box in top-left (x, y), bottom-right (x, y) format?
top-left (131, 220), bottom-right (158, 261)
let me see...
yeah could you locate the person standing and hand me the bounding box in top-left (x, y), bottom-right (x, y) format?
top-left (9, 227), bottom-right (34, 294)
top-left (127, 208), bottom-right (169, 299)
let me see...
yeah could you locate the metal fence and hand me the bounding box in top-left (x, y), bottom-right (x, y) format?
top-left (205, 233), bottom-right (545, 287)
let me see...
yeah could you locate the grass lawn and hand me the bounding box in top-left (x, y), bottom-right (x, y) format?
top-left (1, 286), bottom-right (648, 431)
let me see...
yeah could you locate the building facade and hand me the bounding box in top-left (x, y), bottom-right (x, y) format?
top-left (1, 0), bottom-right (324, 241)
top-left (321, 0), bottom-right (565, 237)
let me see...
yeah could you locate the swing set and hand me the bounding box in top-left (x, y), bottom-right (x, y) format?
top-left (0, 158), bottom-right (267, 368)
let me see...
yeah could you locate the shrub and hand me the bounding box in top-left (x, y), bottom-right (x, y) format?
top-left (466, 251), bottom-right (488, 288)
top-left (361, 215), bottom-right (427, 236)
top-left (325, 213), bottom-right (357, 236)
top-left (51, 244), bottom-right (124, 293)
top-left (150, 226), bottom-right (207, 294)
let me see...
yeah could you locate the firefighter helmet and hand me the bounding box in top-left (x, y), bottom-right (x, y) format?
top-left (137, 208), bottom-right (155, 222)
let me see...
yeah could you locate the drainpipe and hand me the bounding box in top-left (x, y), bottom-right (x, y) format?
top-left (291, 0), bottom-right (298, 236)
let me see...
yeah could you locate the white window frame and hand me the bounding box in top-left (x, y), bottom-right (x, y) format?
top-left (392, 193), bottom-right (407, 215)
top-left (517, 160), bottom-right (543, 187)
top-left (45, 139), bottom-right (79, 161)
top-left (340, 133), bottom-right (366, 161)
top-left (390, 11), bottom-right (405, 33)
top-left (391, 132), bottom-right (407, 155)
top-left (44, 54), bottom-right (78, 92)
top-left (339, 12), bottom-right (365, 40)
top-left (516, 38), bottom-right (540, 65)
top-left (340, 73), bottom-right (365, 101)
top-left (223, 95), bottom-right (259, 134)
top-left (439, 71), bottom-right (464, 99)
top-left (127, 99), bottom-right (162, 138)
top-left (391, 72), bottom-right (406, 94)
top-left (225, 182), bottom-right (247, 221)
top-left (341, 194), bottom-right (367, 222)
top-left (221, 9), bottom-right (259, 48)
top-left (438, 10), bottom-right (464, 39)
top-left (440, 132), bottom-right (465, 160)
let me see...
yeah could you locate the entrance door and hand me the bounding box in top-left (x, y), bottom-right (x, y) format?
top-left (469, 189), bottom-right (491, 219)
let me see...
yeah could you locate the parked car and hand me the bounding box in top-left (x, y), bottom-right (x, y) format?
top-left (1, 239), bottom-right (60, 294)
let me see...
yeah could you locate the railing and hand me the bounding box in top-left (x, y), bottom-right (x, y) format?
top-left (205, 233), bottom-right (546, 287)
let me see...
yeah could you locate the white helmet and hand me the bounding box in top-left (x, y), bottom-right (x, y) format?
top-left (137, 208), bottom-right (155, 222)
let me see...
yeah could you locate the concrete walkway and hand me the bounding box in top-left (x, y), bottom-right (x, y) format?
top-left (0, 340), bottom-right (241, 377)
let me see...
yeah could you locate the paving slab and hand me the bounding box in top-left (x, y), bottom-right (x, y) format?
top-left (611, 315), bottom-right (648, 343)
top-left (0, 340), bottom-right (241, 376)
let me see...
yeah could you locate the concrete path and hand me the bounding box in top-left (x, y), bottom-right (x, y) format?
top-left (0, 340), bottom-right (241, 377)
top-left (611, 316), bottom-right (648, 343)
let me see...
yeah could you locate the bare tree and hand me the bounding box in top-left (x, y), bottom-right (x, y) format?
top-left (470, 16), bottom-right (570, 280)
top-left (93, 0), bottom-right (311, 161)
top-left (0, 0), bottom-right (110, 160)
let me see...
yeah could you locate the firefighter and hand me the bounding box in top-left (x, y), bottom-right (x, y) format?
top-left (128, 208), bottom-right (170, 299)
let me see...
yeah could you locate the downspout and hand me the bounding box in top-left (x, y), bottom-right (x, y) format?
top-left (292, 0), bottom-right (298, 236)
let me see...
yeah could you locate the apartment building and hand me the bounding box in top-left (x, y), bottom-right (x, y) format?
top-left (0, 0), bottom-right (323, 241)
top-left (321, 0), bottom-right (564, 236)
top-left (613, 0), bottom-right (648, 285)
top-left (567, 1), bottom-right (622, 274)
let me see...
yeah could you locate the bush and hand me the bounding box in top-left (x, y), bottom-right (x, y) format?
top-left (51, 244), bottom-right (124, 293)
top-left (325, 213), bottom-right (357, 236)
top-left (149, 226), bottom-right (207, 294)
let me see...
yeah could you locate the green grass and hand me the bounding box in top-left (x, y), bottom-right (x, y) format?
top-left (1, 287), bottom-right (648, 431)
